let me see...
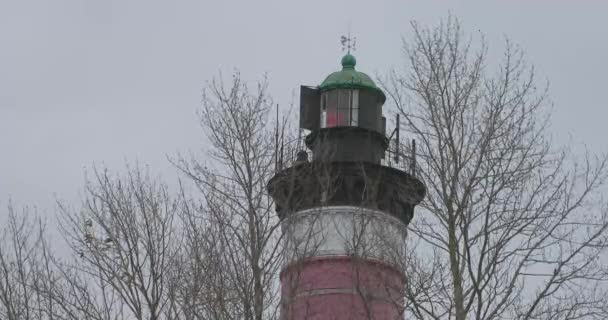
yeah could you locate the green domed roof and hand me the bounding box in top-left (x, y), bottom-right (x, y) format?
top-left (319, 54), bottom-right (386, 102)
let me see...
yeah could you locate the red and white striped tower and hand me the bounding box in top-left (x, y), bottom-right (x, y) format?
top-left (268, 51), bottom-right (425, 320)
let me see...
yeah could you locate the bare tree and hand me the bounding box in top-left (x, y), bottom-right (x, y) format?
top-left (384, 16), bottom-right (608, 320)
top-left (58, 166), bottom-right (184, 320)
top-left (174, 72), bottom-right (287, 320)
top-left (0, 203), bottom-right (45, 320)
top-left (0, 203), bottom-right (86, 320)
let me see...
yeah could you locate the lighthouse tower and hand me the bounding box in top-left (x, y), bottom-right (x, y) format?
top-left (268, 51), bottom-right (425, 320)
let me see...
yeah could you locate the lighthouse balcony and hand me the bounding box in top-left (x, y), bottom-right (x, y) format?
top-left (267, 160), bottom-right (425, 225)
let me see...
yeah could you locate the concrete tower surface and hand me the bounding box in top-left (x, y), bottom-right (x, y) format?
top-left (268, 52), bottom-right (425, 320)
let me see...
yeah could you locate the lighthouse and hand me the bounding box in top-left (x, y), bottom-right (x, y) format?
top-left (268, 49), bottom-right (425, 319)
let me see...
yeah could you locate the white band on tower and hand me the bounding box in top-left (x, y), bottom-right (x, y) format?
top-left (282, 206), bottom-right (407, 268)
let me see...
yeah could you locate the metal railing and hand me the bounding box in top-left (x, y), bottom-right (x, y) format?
top-left (382, 139), bottom-right (418, 177)
top-left (275, 135), bottom-right (419, 177)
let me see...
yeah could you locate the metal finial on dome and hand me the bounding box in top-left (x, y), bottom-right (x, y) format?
top-left (340, 33), bottom-right (357, 69)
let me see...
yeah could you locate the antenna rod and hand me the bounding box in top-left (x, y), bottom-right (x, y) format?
top-left (275, 104), bottom-right (279, 172)
top-left (411, 139), bottom-right (417, 176)
top-left (279, 128), bottom-right (284, 170)
top-left (394, 114), bottom-right (400, 163)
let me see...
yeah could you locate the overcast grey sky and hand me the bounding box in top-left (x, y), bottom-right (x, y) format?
top-left (1, 0), bottom-right (606, 214)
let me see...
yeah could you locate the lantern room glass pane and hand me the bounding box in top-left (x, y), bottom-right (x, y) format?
top-left (325, 91), bottom-right (338, 127)
top-left (320, 89), bottom-right (362, 128)
top-left (351, 90), bottom-right (359, 126)
top-left (320, 93), bottom-right (327, 128)
top-left (337, 89), bottom-right (351, 126)
top-left (337, 108), bottom-right (349, 126)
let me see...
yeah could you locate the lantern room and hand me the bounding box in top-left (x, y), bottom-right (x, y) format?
top-left (299, 53), bottom-right (388, 164)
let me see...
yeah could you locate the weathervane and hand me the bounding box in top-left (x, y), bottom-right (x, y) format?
top-left (340, 33), bottom-right (357, 53)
